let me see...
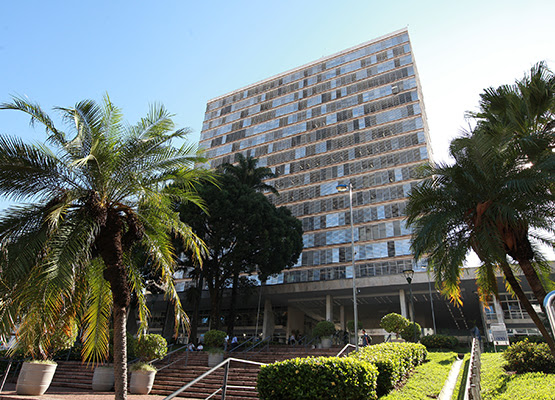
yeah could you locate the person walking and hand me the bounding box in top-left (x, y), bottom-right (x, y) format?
top-left (361, 329), bottom-right (372, 347)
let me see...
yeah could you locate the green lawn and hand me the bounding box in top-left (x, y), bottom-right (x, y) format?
top-left (380, 352), bottom-right (458, 399)
top-left (480, 353), bottom-right (555, 400)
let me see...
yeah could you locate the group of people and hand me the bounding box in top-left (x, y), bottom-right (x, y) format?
top-left (224, 335), bottom-right (239, 351)
top-left (186, 342), bottom-right (203, 351)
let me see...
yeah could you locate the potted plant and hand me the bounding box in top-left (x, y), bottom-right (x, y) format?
top-left (15, 317), bottom-right (77, 395)
top-left (204, 330), bottom-right (227, 367)
top-left (312, 320), bottom-right (335, 349)
top-left (129, 333), bottom-right (167, 394)
top-left (93, 332), bottom-right (137, 391)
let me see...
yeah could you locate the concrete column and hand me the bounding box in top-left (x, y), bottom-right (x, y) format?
top-left (262, 298), bottom-right (274, 339)
top-left (286, 306), bottom-right (304, 338)
top-left (399, 289), bottom-right (407, 318)
top-left (326, 294), bottom-right (333, 321)
top-left (340, 305), bottom-right (345, 331)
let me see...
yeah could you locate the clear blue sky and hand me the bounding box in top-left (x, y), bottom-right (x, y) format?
top-left (1, 0), bottom-right (554, 174)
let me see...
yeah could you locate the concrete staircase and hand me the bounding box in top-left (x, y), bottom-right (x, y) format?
top-left (50, 360), bottom-right (95, 390)
top-left (150, 345), bottom-right (343, 399)
top-left (47, 345), bottom-right (345, 399)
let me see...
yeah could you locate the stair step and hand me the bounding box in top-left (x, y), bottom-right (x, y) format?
top-left (47, 346), bottom-right (345, 400)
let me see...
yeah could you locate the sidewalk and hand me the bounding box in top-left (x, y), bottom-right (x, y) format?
top-left (0, 384), bottom-right (167, 400)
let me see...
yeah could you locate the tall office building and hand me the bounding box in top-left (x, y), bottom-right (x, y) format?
top-left (195, 28), bottom-right (438, 338)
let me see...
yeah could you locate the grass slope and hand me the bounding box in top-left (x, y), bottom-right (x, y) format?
top-left (481, 353), bottom-right (555, 400)
top-left (380, 352), bottom-right (457, 399)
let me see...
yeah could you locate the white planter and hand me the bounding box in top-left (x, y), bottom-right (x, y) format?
top-left (208, 352), bottom-right (224, 367)
top-left (129, 370), bottom-right (156, 394)
top-left (16, 361), bottom-right (57, 395)
top-left (92, 366), bottom-right (114, 391)
top-left (321, 337), bottom-right (332, 349)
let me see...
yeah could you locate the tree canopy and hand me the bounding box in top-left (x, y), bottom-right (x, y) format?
top-left (178, 161), bottom-right (303, 333)
top-left (0, 96), bottom-right (211, 399)
top-left (406, 63), bottom-right (555, 354)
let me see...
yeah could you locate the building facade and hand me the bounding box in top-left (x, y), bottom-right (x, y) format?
top-left (147, 29), bottom-right (545, 343)
top-left (200, 28), bottom-right (430, 286)
top-left (193, 28), bottom-right (434, 338)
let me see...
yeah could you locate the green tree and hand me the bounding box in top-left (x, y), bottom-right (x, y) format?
top-left (222, 153), bottom-right (278, 195)
top-left (407, 64), bottom-right (555, 354)
top-left (178, 171), bottom-right (303, 334)
top-left (406, 130), bottom-right (555, 354)
top-left (467, 62), bottom-right (555, 307)
top-left (0, 96), bottom-right (211, 400)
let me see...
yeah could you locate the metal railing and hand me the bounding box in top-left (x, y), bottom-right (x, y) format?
top-left (154, 345), bottom-right (191, 372)
top-left (0, 358), bottom-right (16, 393)
top-left (336, 343), bottom-right (357, 357)
top-left (464, 337), bottom-right (481, 400)
top-left (243, 336), bottom-right (270, 353)
top-left (162, 357), bottom-right (266, 400)
top-left (228, 336), bottom-right (257, 353)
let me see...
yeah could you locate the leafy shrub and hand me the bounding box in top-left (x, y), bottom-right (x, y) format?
top-left (380, 313), bottom-right (409, 335)
top-left (504, 339), bottom-right (555, 373)
top-left (350, 347), bottom-right (404, 396)
top-left (312, 320), bottom-right (336, 338)
top-left (136, 333), bottom-right (167, 362)
top-left (257, 356), bottom-right (378, 400)
top-left (349, 342), bottom-right (427, 397)
top-left (510, 335), bottom-right (545, 344)
top-left (400, 321), bottom-right (421, 342)
top-left (420, 334), bottom-right (458, 349)
top-left (203, 330), bottom-right (227, 349)
top-left (130, 361), bottom-right (157, 372)
top-left (16, 318), bottom-right (78, 360)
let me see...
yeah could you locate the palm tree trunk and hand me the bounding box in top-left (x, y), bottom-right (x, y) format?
top-left (113, 305), bottom-right (128, 400)
top-left (99, 210), bottom-right (131, 400)
top-left (516, 258), bottom-right (548, 310)
top-left (500, 262), bottom-right (555, 356)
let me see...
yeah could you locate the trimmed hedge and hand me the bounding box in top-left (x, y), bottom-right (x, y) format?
top-left (504, 339), bottom-right (555, 374)
top-left (420, 334), bottom-right (458, 350)
top-left (257, 356), bottom-right (378, 400)
top-left (349, 342), bottom-right (428, 397)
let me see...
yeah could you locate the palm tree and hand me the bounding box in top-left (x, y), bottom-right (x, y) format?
top-left (0, 95), bottom-right (212, 400)
top-left (221, 153), bottom-right (278, 194)
top-left (469, 62), bottom-right (555, 165)
top-left (468, 62), bottom-right (555, 309)
top-left (406, 130), bottom-right (555, 354)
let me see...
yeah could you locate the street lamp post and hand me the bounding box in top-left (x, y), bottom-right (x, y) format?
top-left (403, 269), bottom-right (417, 342)
top-left (337, 183), bottom-right (359, 351)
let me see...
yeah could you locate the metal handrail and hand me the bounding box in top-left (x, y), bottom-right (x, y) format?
top-left (228, 336), bottom-right (256, 353)
top-left (0, 358), bottom-right (13, 393)
top-left (155, 347), bottom-right (191, 372)
top-left (244, 336), bottom-right (270, 353)
top-left (336, 343), bottom-right (356, 357)
top-left (464, 337), bottom-right (482, 400)
top-left (162, 357), bottom-right (267, 400)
